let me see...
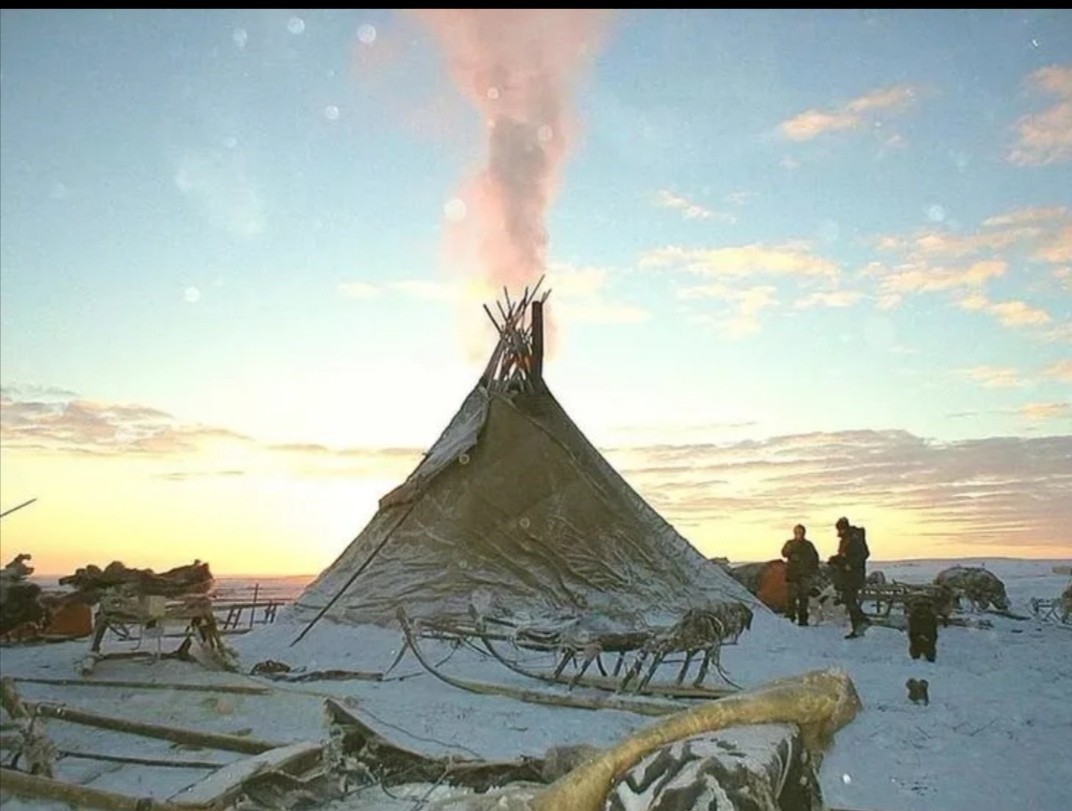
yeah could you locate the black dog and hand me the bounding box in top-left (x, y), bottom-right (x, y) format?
top-left (906, 678), bottom-right (930, 706)
top-left (907, 596), bottom-right (939, 662)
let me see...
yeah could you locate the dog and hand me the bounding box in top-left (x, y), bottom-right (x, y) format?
top-left (907, 596), bottom-right (939, 662)
top-left (807, 583), bottom-right (846, 626)
top-left (906, 678), bottom-right (930, 706)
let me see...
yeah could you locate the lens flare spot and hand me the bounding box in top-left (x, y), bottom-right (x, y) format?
top-left (232, 28), bottom-right (248, 48)
top-left (444, 198), bottom-right (467, 222)
top-left (287, 17), bottom-right (305, 35)
top-left (324, 105), bottom-right (340, 121)
top-left (184, 287), bottom-right (201, 304)
top-left (357, 23), bottom-right (377, 44)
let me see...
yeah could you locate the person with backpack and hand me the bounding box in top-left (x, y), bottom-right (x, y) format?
top-left (830, 516), bottom-right (871, 639)
top-left (781, 523), bottom-right (820, 627)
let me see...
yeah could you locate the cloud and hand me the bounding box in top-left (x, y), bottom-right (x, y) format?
top-left (956, 293), bottom-right (1051, 328)
top-left (981, 205), bottom-right (1069, 230)
top-left (680, 284), bottom-right (779, 338)
top-left (653, 190), bottom-right (721, 221)
top-left (1042, 359), bottom-right (1072, 383)
top-left (793, 290), bottom-right (864, 309)
top-left (542, 262), bottom-right (650, 324)
top-left (1018, 401), bottom-right (1072, 422)
top-left (1041, 323), bottom-right (1072, 343)
top-left (868, 207), bottom-right (1070, 337)
top-left (1032, 224), bottom-right (1072, 264)
top-left (958, 366), bottom-right (1026, 389)
top-left (0, 391), bottom-right (252, 456)
top-left (779, 85), bottom-right (919, 142)
top-left (0, 384), bottom-right (79, 400)
top-left (603, 430), bottom-right (1072, 552)
top-left (640, 242), bottom-right (838, 280)
top-left (1007, 64), bottom-right (1072, 167)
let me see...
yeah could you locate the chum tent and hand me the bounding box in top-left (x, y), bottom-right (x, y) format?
top-left (293, 283), bottom-right (758, 638)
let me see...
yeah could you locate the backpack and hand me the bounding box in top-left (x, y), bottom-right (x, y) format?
top-left (857, 526), bottom-right (870, 561)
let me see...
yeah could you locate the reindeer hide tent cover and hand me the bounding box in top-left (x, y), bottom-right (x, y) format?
top-left (295, 284), bottom-right (758, 633)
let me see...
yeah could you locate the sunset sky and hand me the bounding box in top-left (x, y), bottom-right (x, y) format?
top-left (1, 9), bottom-right (1070, 576)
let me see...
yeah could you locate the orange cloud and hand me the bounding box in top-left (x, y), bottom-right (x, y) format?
top-left (641, 243), bottom-right (838, 279)
top-left (957, 293), bottom-right (1052, 328)
top-left (779, 85), bottom-right (918, 142)
top-left (1019, 401), bottom-right (1072, 421)
top-left (1007, 64), bottom-right (1072, 167)
top-left (958, 366), bottom-right (1026, 389)
top-left (1042, 359), bottom-right (1072, 383)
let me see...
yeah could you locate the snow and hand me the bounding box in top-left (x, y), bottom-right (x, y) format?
top-left (2, 557), bottom-right (1070, 811)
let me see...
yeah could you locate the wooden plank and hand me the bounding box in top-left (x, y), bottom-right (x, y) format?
top-left (10, 676), bottom-right (270, 695)
top-left (27, 701), bottom-right (284, 754)
top-left (167, 741), bottom-right (322, 806)
top-left (0, 767), bottom-right (195, 811)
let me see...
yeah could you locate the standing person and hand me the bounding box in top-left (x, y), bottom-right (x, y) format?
top-left (831, 516), bottom-right (870, 639)
top-left (781, 524), bottom-right (820, 626)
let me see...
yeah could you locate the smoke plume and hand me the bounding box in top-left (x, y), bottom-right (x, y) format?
top-left (412, 10), bottom-right (612, 309)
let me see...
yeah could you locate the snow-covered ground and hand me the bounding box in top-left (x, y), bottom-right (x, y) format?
top-left (2, 557), bottom-right (1069, 811)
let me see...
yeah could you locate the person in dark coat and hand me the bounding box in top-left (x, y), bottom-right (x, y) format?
top-left (781, 524), bottom-right (820, 626)
top-left (829, 516), bottom-right (870, 639)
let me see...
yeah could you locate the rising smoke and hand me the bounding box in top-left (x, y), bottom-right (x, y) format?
top-left (411, 10), bottom-right (612, 314)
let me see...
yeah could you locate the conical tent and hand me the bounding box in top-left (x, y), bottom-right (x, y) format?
top-left (295, 285), bottom-right (756, 633)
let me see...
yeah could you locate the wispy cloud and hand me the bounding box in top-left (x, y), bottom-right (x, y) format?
top-left (1018, 401), bottom-right (1072, 421)
top-left (1007, 64), bottom-right (1072, 167)
top-left (1042, 359), bottom-right (1072, 383)
top-left (0, 393), bottom-right (252, 456)
top-left (681, 284), bottom-right (779, 338)
top-left (869, 205), bottom-right (1070, 336)
top-left (792, 290), bottom-right (863, 309)
top-left (958, 365), bottom-right (1026, 389)
top-left (0, 384), bottom-right (80, 400)
top-left (653, 190), bottom-right (722, 221)
top-left (604, 430), bottom-right (1072, 553)
top-left (779, 85), bottom-right (919, 142)
top-left (956, 293), bottom-right (1051, 328)
top-left (641, 242), bottom-right (838, 280)
top-left (543, 262), bottom-right (650, 324)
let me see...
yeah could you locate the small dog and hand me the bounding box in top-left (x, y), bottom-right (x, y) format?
top-left (907, 596), bottom-right (939, 662)
top-left (807, 583), bottom-right (845, 625)
top-left (906, 677), bottom-right (930, 706)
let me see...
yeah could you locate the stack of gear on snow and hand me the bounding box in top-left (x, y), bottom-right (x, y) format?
top-left (0, 554), bottom-right (45, 640)
top-left (934, 565), bottom-right (1010, 612)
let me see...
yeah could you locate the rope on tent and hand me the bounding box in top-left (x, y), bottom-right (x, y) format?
top-left (289, 499), bottom-right (423, 646)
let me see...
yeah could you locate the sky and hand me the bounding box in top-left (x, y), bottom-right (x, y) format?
top-left (1, 9), bottom-right (1070, 575)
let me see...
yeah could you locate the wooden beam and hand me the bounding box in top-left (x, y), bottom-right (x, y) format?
top-left (25, 701), bottom-right (284, 755)
top-left (531, 300), bottom-right (544, 384)
top-left (9, 676), bottom-right (270, 695)
top-left (0, 767), bottom-right (196, 811)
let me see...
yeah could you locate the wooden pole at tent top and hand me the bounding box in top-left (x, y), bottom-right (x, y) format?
top-left (531, 300), bottom-right (544, 386)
